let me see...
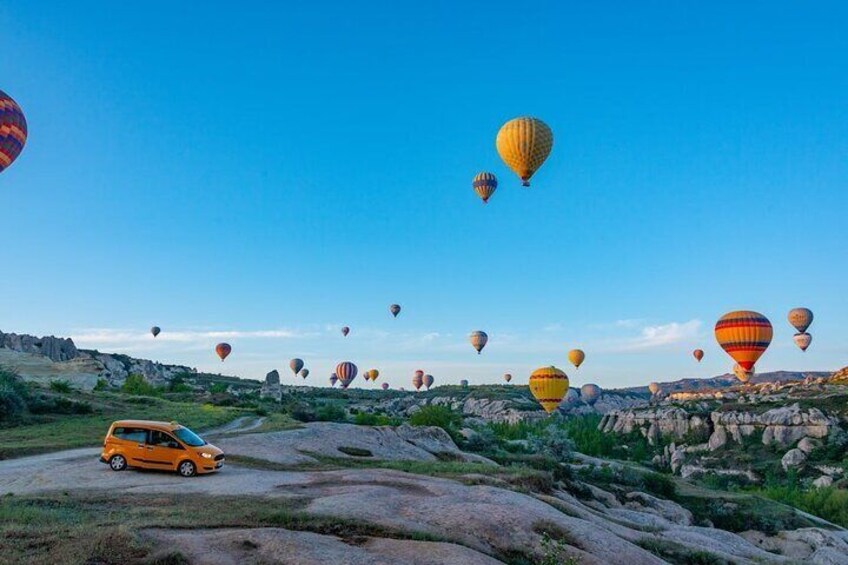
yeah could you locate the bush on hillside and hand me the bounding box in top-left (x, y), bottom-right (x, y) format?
top-left (121, 374), bottom-right (159, 396)
top-left (48, 380), bottom-right (74, 393)
top-left (0, 371), bottom-right (27, 421)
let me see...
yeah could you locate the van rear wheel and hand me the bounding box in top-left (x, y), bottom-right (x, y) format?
top-left (109, 455), bottom-right (127, 471)
top-left (178, 460), bottom-right (196, 477)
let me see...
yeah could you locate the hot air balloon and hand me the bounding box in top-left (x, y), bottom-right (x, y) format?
top-left (693, 349), bottom-right (704, 362)
top-left (299, 368), bottom-right (309, 379)
top-left (733, 363), bottom-right (753, 384)
top-left (290, 358), bottom-right (304, 376)
top-left (469, 331), bottom-right (488, 354)
top-left (529, 366), bottom-right (569, 414)
top-left (341, 326), bottom-right (350, 337)
top-left (368, 369), bottom-right (380, 382)
top-left (336, 362), bottom-right (357, 388)
top-left (381, 383), bottom-right (389, 390)
top-left (460, 379), bottom-right (469, 388)
top-left (0, 89), bottom-right (28, 173)
top-left (472, 172), bottom-right (498, 204)
top-left (503, 373), bottom-right (512, 383)
top-left (329, 373), bottom-right (338, 387)
top-left (580, 383), bottom-right (601, 406)
top-left (390, 304), bottom-right (401, 318)
top-left (793, 332), bottom-right (812, 352)
top-left (787, 308), bottom-right (813, 334)
top-left (496, 117), bottom-right (553, 187)
top-left (424, 374), bottom-right (434, 390)
top-left (568, 349), bottom-right (585, 369)
top-left (412, 372), bottom-right (424, 391)
top-left (215, 343), bottom-right (231, 361)
top-left (714, 311), bottom-right (773, 371)
top-left (648, 382), bottom-right (660, 395)
top-left (564, 388), bottom-right (580, 406)
top-left (150, 326), bottom-right (161, 338)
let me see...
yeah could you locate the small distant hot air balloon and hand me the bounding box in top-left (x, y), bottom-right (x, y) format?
top-left (793, 332), bottom-right (812, 352)
top-left (368, 369), bottom-right (380, 382)
top-left (472, 172), bottom-right (498, 204)
top-left (460, 379), bottom-right (469, 388)
top-left (381, 382), bottom-right (389, 391)
top-left (341, 326), bottom-right (350, 337)
top-left (564, 388), bottom-right (580, 406)
top-left (787, 308), bottom-right (813, 334)
top-left (496, 117), bottom-right (553, 187)
top-left (648, 382), bottom-right (660, 395)
top-left (299, 368), bottom-right (309, 380)
top-left (568, 349), bottom-right (585, 369)
top-left (329, 373), bottom-right (338, 387)
top-left (733, 363), bottom-right (753, 384)
top-left (424, 374), bottom-right (434, 390)
top-left (390, 304), bottom-right (401, 318)
top-left (412, 372), bottom-right (424, 391)
top-left (714, 311), bottom-right (773, 371)
top-left (580, 383), bottom-right (601, 406)
top-left (503, 373), bottom-right (512, 383)
top-left (215, 343), bottom-right (231, 361)
top-left (693, 349), bottom-right (704, 362)
top-left (0, 89), bottom-right (28, 173)
top-left (336, 362), bottom-right (357, 388)
top-left (469, 331), bottom-right (488, 354)
top-left (529, 366), bottom-right (569, 414)
top-left (290, 358), bottom-right (304, 376)
top-left (150, 326), bottom-right (161, 338)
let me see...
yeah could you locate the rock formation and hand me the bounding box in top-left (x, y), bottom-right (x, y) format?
top-left (260, 369), bottom-right (282, 401)
top-left (0, 331), bottom-right (79, 362)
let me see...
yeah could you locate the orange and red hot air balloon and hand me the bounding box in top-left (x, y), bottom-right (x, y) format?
top-left (215, 343), bottom-right (231, 361)
top-left (693, 349), bottom-right (704, 362)
top-left (714, 311), bottom-right (773, 371)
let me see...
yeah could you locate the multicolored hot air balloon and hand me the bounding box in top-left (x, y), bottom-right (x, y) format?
top-left (568, 349), bottom-right (585, 369)
top-left (381, 382), bottom-right (389, 390)
top-left (472, 172), bottom-right (498, 204)
top-left (215, 343), bottom-right (231, 361)
top-left (460, 379), bottom-right (469, 388)
top-left (390, 304), bottom-right (401, 318)
top-left (0, 89), bottom-right (28, 173)
top-left (793, 332), bottom-right (812, 352)
top-left (423, 374), bottom-right (434, 390)
top-left (412, 372), bottom-right (424, 391)
top-left (336, 361), bottom-right (357, 388)
top-left (341, 326), bottom-right (350, 337)
top-left (329, 373), bottom-right (338, 387)
top-left (503, 373), bottom-right (512, 383)
top-left (580, 383), bottom-right (601, 406)
top-left (299, 368), bottom-right (309, 380)
top-left (648, 382), bottom-right (660, 395)
top-left (289, 358), bottom-right (304, 376)
top-left (733, 363), bottom-right (753, 384)
top-left (496, 117), bottom-right (553, 187)
top-left (150, 326), bottom-right (161, 338)
top-left (469, 331), bottom-right (488, 354)
top-left (787, 308), bottom-right (813, 334)
top-left (714, 311), bottom-right (773, 371)
top-left (693, 349), bottom-right (704, 362)
top-left (529, 366), bottom-right (569, 414)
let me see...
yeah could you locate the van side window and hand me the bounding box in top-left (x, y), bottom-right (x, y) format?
top-left (112, 427), bottom-right (147, 443)
top-left (150, 430), bottom-right (183, 449)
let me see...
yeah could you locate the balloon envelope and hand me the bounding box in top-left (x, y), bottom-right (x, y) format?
top-left (412, 373), bottom-right (424, 390)
top-left (568, 349), bottom-right (585, 369)
top-left (714, 311), bottom-right (773, 371)
top-left (329, 373), bottom-right (338, 386)
top-left (529, 366), bottom-right (569, 414)
top-left (793, 332), bottom-right (812, 351)
top-left (472, 172), bottom-right (498, 203)
top-left (341, 326), bottom-right (350, 337)
top-left (336, 362), bottom-right (357, 388)
top-left (580, 384), bottom-right (601, 406)
top-left (648, 382), bottom-right (660, 395)
top-left (423, 374), bottom-right (434, 389)
top-left (299, 368), bottom-right (309, 379)
top-left (215, 343), bottom-right (231, 361)
top-left (693, 349), bottom-right (704, 362)
top-left (381, 383), bottom-right (389, 390)
top-left (503, 373), bottom-right (512, 383)
top-left (0, 89), bottom-right (28, 173)
top-left (564, 388), bottom-right (581, 405)
top-left (150, 326), bottom-right (161, 338)
top-left (469, 331), bottom-right (488, 354)
top-left (290, 358), bottom-right (304, 375)
top-left (390, 304), bottom-right (401, 317)
top-left (496, 117), bottom-right (553, 186)
top-left (787, 308), bottom-right (813, 333)
top-left (460, 379), bottom-right (469, 388)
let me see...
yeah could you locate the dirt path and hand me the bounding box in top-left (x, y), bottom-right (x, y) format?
top-left (202, 415), bottom-right (266, 436)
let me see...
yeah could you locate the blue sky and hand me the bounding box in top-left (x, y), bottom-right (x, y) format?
top-left (1, 1), bottom-right (846, 389)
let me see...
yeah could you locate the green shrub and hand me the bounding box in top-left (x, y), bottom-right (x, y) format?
top-left (528, 425), bottom-right (574, 462)
top-left (755, 485), bottom-right (848, 528)
top-left (314, 404), bottom-right (347, 422)
top-left (167, 374), bottom-right (193, 393)
top-left (0, 371), bottom-right (27, 422)
top-left (92, 378), bottom-right (109, 392)
top-left (48, 380), bottom-right (74, 393)
top-left (121, 374), bottom-right (159, 396)
top-left (353, 412), bottom-right (399, 426)
top-left (409, 405), bottom-right (462, 432)
top-left (208, 382), bottom-right (229, 394)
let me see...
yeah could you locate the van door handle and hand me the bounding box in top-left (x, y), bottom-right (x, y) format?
top-left (137, 443), bottom-right (145, 448)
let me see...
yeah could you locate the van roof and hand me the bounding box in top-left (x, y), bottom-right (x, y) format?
top-left (111, 420), bottom-right (182, 431)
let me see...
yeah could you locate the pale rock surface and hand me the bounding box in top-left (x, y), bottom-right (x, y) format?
top-left (782, 448), bottom-right (808, 471)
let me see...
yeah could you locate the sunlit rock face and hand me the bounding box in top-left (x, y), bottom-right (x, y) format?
top-left (0, 331), bottom-right (79, 362)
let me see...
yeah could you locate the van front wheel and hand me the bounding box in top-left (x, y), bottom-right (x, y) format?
top-left (178, 460), bottom-right (196, 477)
top-left (109, 455), bottom-right (127, 471)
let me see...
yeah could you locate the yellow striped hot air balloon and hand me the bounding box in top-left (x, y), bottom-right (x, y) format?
top-left (568, 349), bottom-right (585, 369)
top-left (714, 311), bottom-right (773, 371)
top-left (529, 366), bottom-right (569, 414)
top-left (496, 117), bottom-right (553, 187)
top-left (472, 172), bottom-right (498, 204)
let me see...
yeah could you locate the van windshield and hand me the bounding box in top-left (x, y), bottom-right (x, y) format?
top-left (173, 426), bottom-right (206, 447)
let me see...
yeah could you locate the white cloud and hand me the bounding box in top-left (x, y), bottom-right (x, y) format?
top-left (612, 319), bottom-right (703, 352)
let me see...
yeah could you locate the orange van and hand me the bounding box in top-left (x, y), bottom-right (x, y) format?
top-left (100, 420), bottom-right (224, 477)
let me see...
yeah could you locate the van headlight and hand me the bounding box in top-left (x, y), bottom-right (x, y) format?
top-left (201, 453), bottom-right (213, 459)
